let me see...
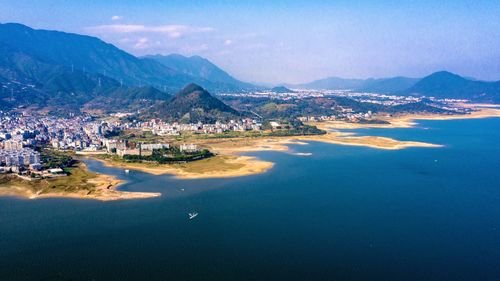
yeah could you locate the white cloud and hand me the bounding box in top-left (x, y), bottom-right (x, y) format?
top-left (86, 24), bottom-right (214, 38)
top-left (133, 37), bottom-right (150, 49)
top-left (224, 39), bottom-right (233, 46)
top-left (111, 15), bottom-right (123, 21)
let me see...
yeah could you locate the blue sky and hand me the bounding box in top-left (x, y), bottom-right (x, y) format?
top-left (1, 0), bottom-right (499, 84)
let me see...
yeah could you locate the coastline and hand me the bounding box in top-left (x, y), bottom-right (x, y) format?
top-left (4, 104), bottom-right (498, 200)
top-left (0, 162), bottom-right (161, 201)
top-left (307, 105), bottom-right (500, 130)
top-left (89, 155), bottom-right (274, 179)
top-left (89, 104), bottom-right (500, 180)
top-left (87, 127), bottom-right (440, 179)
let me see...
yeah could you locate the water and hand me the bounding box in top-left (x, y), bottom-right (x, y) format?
top-left (1, 118), bottom-right (500, 281)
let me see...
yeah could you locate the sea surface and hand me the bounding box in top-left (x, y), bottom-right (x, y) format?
top-left (1, 118), bottom-right (500, 281)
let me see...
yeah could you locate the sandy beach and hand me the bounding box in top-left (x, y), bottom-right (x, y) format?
top-left (196, 130), bottom-right (440, 154)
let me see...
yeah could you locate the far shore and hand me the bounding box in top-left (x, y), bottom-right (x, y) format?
top-left (306, 104), bottom-right (500, 130)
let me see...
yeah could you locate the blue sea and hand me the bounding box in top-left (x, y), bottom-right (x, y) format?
top-left (1, 118), bottom-right (500, 281)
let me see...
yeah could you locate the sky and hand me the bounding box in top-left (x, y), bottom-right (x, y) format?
top-left (1, 0), bottom-right (499, 84)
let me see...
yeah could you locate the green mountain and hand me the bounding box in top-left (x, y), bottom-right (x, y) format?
top-left (0, 23), bottom-right (178, 89)
top-left (144, 54), bottom-right (254, 90)
top-left (405, 71), bottom-right (500, 102)
top-left (296, 71), bottom-right (500, 102)
top-left (0, 41), bottom-right (119, 111)
top-left (141, 83), bottom-right (240, 123)
top-left (0, 40), bottom-right (171, 114)
top-left (0, 22), bottom-right (259, 113)
top-left (0, 23), bottom-right (252, 96)
top-left (270, 86), bottom-right (295, 93)
top-left (84, 86), bottom-right (171, 113)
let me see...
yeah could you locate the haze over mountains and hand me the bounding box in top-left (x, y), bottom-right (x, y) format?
top-left (295, 72), bottom-right (500, 102)
top-left (0, 22), bottom-right (499, 116)
top-left (0, 23), bottom-right (254, 113)
top-left (144, 54), bottom-right (253, 90)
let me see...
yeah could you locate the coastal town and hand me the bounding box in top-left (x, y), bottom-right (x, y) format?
top-left (0, 110), bottom-right (269, 176)
top-left (0, 88), bottom-right (479, 180)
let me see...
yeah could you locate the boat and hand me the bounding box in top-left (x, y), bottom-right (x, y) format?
top-left (125, 169), bottom-right (130, 173)
top-left (188, 212), bottom-right (198, 220)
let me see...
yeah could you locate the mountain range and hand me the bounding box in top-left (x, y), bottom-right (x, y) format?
top-left (0, 22), bottom-right (254, 113)
top-left (1, 22), bottom-right (499, 117)
top-left (293, 76), bottom-right (420, 93)
top-left (144, 54), bottom-right (253, 90)
top-left (295, 72), bottom-right (500, 102)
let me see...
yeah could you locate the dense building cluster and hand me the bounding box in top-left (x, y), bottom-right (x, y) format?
top-left (299, 111), bottom-right (374, 122)
top-left (0, 111), bottom-right (265, 174)
top-left (146, 119), bottom-right (262, 135)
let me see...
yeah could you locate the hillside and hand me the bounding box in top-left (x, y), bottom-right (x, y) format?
top-left (84, 86), bottom-right (171, 113)
top-left (0, 23), bottom-right (250, 97)
top-left (141, 83), bottom-right (241, 123)
top-left (0, 40), bottom-right (174, 114)
top-left (0, 41), bottom-right (120, 112)
top-left (0, 23), bottom-right (182, 89)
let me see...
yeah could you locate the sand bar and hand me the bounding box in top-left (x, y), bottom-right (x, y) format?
top-left (92, 155), bottom-right (274, 179)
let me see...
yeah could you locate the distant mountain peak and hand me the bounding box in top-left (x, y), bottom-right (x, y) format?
top-left (271, 86), bottom-right (295, 93)
top-left (141, 83), bottom-right (240, 123)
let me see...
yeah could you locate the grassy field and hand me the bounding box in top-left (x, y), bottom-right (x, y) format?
top-left (117, 126), bottom-right (325, 145)
top-left (173, 155), bottom-right (245, 173)
top-left (94, 152), bottom-right (241, 172)
top-left (0, 163), bottom-right (98, 195)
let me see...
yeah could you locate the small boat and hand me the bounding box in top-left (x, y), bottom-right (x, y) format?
top-left (125, 169), bottom-right (130, 173)
top-left (188, 212), bottom-right (198, 220)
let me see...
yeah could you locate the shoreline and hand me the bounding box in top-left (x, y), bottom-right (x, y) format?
top-left (89, 155), bottom-right (274, 179)
top-left (87, 127), bottom-right (441, 179)
top-left (3, 104), bottom-right (498, 200)
top-left (0, 163), bottom-right (161, 201)
top-left (307, 105), bottom-right (500, 130)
